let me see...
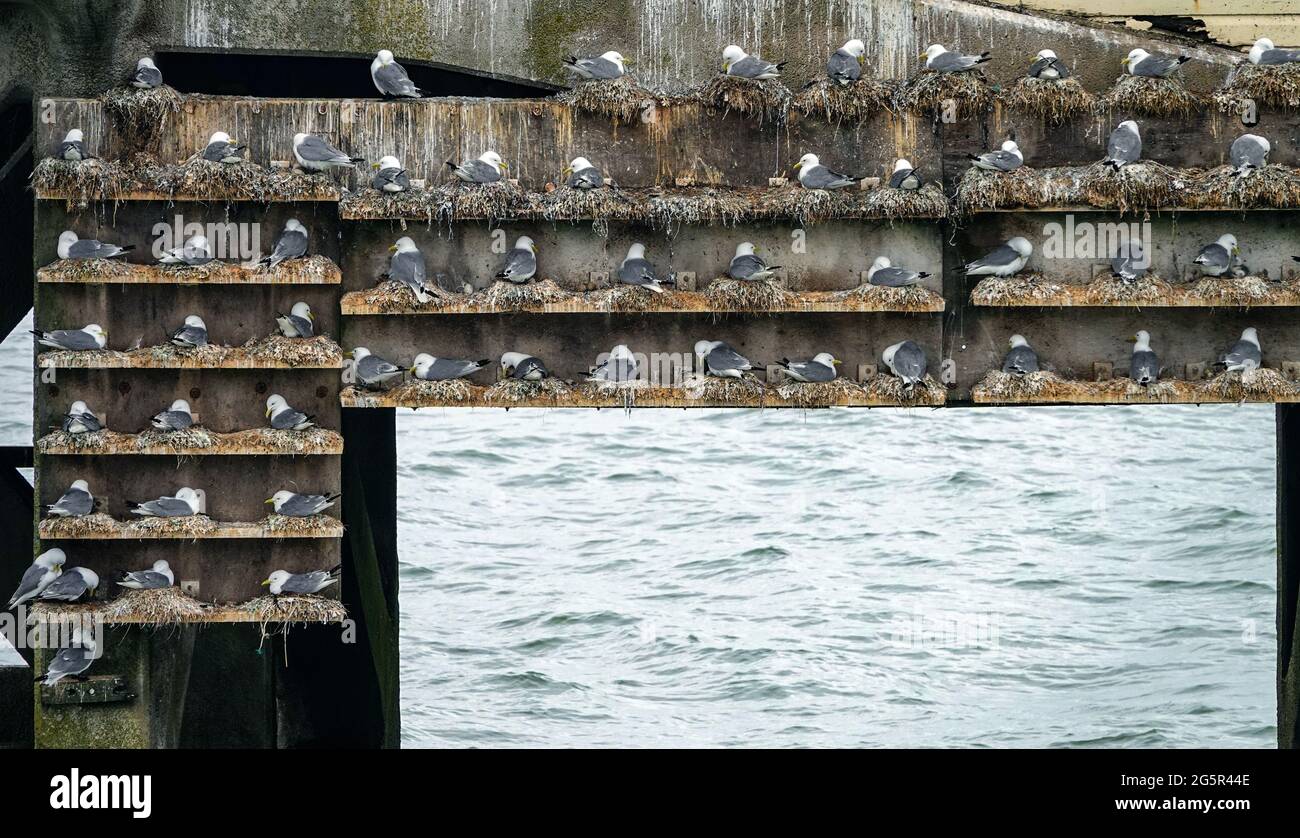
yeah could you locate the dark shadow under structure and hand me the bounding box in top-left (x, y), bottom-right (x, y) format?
top-left (1276, 406), bottom-right (1300, 749)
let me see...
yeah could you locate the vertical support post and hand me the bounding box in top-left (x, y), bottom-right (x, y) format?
top-left (0, 634), bottom-right (32, 748)
top-left (1276, 405), bottom-right (1300, 749)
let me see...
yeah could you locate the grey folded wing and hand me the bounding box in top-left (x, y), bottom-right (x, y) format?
top-left (730, 55), bottom-right (778, 78)
top-left (728, 254), bottom-right (769, 280)
top-left (298, 135), bottom-right (351, 163)
top-left (1002, 345), bottom-right (1039, 374)
top-left (391, 250), bottom-right (427, 288)
top-left (137, 497), bottom-right (195, 517)
top-left (374, 62), bottom-right (420, 96)
top-left (707, 344), bottom-right (752, 372)
top-left (619, 258), bottom-right (659, 286)
top-left (45, 329), bottom-right (100, 350)
top-left (827, 51), bottom-right (861, 83)
top-left (567, 167), bottom-right (604, 189)
top-left (870, 267), bottom-right (920, 287)
top-left (52, 488), bottom-right (94, 516)
top-left (271, 409), bottom-right (311, 430)
top-left (268, 229), bottom-right (308, 264)
top-left (498, 248), bottom-right (537, 281)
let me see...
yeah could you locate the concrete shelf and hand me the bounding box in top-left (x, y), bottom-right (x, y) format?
top-left (970, 275), bottom-right (1300, 308)
top-left (35, 427), bottom-right (344, 456)
top-left (37, 336), bottom-right (344, 370)
top-left (32, 157), bottom-right (341, 205)
top-left (37, 255), bottom-right (341, 285)
top-left (29, 593), bottom-right (347, 626)
top-left (970, 370), bottom-right (1300, 405)
top-left (38, 515), bottom-right (343, 540)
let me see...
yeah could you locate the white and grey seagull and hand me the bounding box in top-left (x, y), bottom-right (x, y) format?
top-left (1248, 38), bottom-right (1300, 66)
top-left (501, 352), bottom-right (549, 381)
top-left (259, 219), bottom-right (309, 269)
top-left (201, 131), bottom-right (244, 164)
top-left (1130, 330), bottom-right (1159, 386)
top-left (728, 241), bottom-right (780, 281)
top-left (167, 314), bottom-right (207, 348)
top-left (1027, 49), bottom-right (1069, 80)
top-left (266, 490), bottom-right (340, 517)
top-left (130, 486), bottom-right (202, 518)
top-left (1230, 134), bottom-right (1270, 175)
top-left (447, 150), bottom-right (506, 184)
top-left (495, 236), bottom-right (538, 284)
top-left (46, 479), bottom-right (95, 518)
top-left (38, 567), bottom-right (99, 603)
top-left (39, 626), bottom-right (97, 686)
top-left (1194, 234), bottom-right (1239, 277)
top-left (57, 230), bottom-right (133, 261)
top-left (695, 340), bottom-right (758, 379)
top-left (32, 323), bottom-right (107, 351)
top-left (411, 354), bottom-right (490, 381)
top-left (778, 353), bottom-right (839, 382)
top-left (618, 243), bottom-right (671, 293)
top-left (722, 45), bottom-right (784, 79)
top-left (6, 548), bottom-right (65, 609)
top-left (158, 234), bottom-right (213, 266)
top-left (868, 256), bottom-right (930, 288)
top-left (55, 128), bottom-right (93, 161)
top-left (348, 347), bottom-right (404, 389)
top-left (882, 340), bottom-right (928, 394)
top-left (387, 236), bottom-right (433, 303)
top-left (922, 44), bottom-right (991, 73)
top-left (888, 159), bottom-right (922, 190)
top-left (563, 51), bottom-right (629, 80)
top-left (1104, 120), bottom-right (1142, 170)
top-left (276, 301), bottom-right (314, 338)
top-left (118, 560), bottom-right (175, 590)
top-left (61, 400), bottom-right (102, 434)
top-left (794, 153), bottom-right (861, 190)
top-left (968, 139), bottom-right (1023, 172)
top-left (827, 39), bottom-right (866, 85)
top-left (1001, 334), bottom-right (1039, 376)
top-left (129, 57), bottom-right (162, 88)
top-left (266, 394), bottom-right (314, 430)
top-left (371, 49), bottom-right (425, 98)
top-left (964, 237), bottom-right (1032, 277)
top-left (1220, 327), bottom-right (1262, 373)
top-left (293, 132), bottom-right (363, 173)
top-left (588, 344), bottom-right (639, 384)
top-left (150, 399), bottom-right (194, 431)
top-left (564, 156), bottom-right (604, 189)
top-left (1123, 48), bottom-right (1191, 77)
top-left (263, 567), bottom-right (341, 596)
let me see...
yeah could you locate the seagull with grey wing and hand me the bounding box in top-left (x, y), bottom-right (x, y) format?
top-left (1194, 234), bottom-right (1239, 277)
top-left (1230, 134), bottom-right (1270, 175)
top-left (201, 131), bottom-right (244, 164)
top-left (258, 218), bottom-right (309, 269)
top-left (266, 394), bottom-right (314, 430)
top-left (618, 243), bottom-right (672, 293)
top-left (167, 314), bottom-right (207, 348)
top-left (695, 340), bottom-right (758, 379)
top-left (1123, 48), bottom-right (1190, 77)
top-left (38, 627), bottom-right (97, 687)
top-left (1249, 38), bottom-right (1300, 65)
top-left (387, 236), bottom-right (434, 303)
top-left (57, 230), bottom-right (133, 261)
top-left (263, 566), bottom-right (342, 596)
top-left (564, 50), bottom-right (629, 79)
top-left (888, 159), bottom-right (922, 191)
top-left (447, 150), bottom-right (506, 183)
top-left (276, 301), bottom-right (314, 338)
top-left (922, 44), bottom-right (991, 73)
top-left (968, 139), bottom-right (1023, 173)
top-left (130, 487), bottom-right (202, 518)
top-left (1220, 327), bottom-right (1262, 373)
top-left (55, 129), bottom-right (93, 161)
top-left (794, 153), bottom-right (862, 190)
top-left (159, 234), bottom-right (213, 266)
top-left (728, 241), bottom-right (780, 282)
top-left (293, 132), bottom-right (363, 173)
top-left (7, 548), bottom-right (65, 609)
top-left (371, 155), bottom-right (410, 192)
top-left (722, 45), bottom-right (785, 79)
top-left (501, 352), bottom-right (549, 381)
top-left (46, 479), bottom-right (96, 518)
top-left (1027, 49), bottom-right (1069, 80)
top-left (564, 156), bottom-right (604, 189)
top-left (371, 49), bottom-right (425, 98)
top-left (1001, 334), bottom-right (1039, 376)
top-left (411, 354), bottom-right (490, 381)
top-left (778, 353), bottom-right (840, 382)
top-left (61, 400), bottom-right (102, 434)
top-left (1111, 238), bottom-right (1148, 281)
top-left (150, 399), bottom-right (194, 431)
top-left (348, 347), bottom-right (404, 389)
top-left (118, 560), bottom-right (174, 590)
top-left (32, 323), bottom-right (107, 351)
top-left (129, 57), bottom-right (162, 88)
top-left (1103, 120), bottom-right (1142, 170)
top-left (868, 256), bottom-right (930, 288)
top-left (38, 567), bottom-right (99, 603)
top-left (267, 490), bottom-right (340, 517)
top-left (882, 340), bottom-right (928, 394)
top-left (588, 345), bottom-right (639, 384)
top-left (496, 236), bottom-right (538, 284)
top-left (1130, 330), bottom-right (1159, 386)
top-left (827, 39), bottom-right (866, 85)
top-left (964, 237), bottom-right (1032, 277)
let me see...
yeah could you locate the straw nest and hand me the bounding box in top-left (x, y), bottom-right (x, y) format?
top-left (237, 334), bottom-right (342, 367)
top-left (480, 279), bottom-right (575, 310)
top-left (40, 254), bottom-right (338, 285)
top-left (695, 75), bottom-right (791, 122)
top-left (150, 156), bottom-right (341, 202)
top-left (99, 84), bottom-right (184, 150)
top-left (219, 427), bottom-right (343, 455)
top-left (1082, 273), bottom-right (1176, 304)
top-left (262, 513), bottom-right (339, 535)
top-left (239, 594), bottom-right (348, 626)
top-left (1214, 62), bottom-right (1300, 112)
top-left (132, 426), bottom-right (218, 452)
top-left (341, 181), bottom-right (527, 223)
top-left (1078, 161), bottom-right (1186, 212)
top-left (862, 372), bottom-right (946, 405)
top-left (39, 512), bottom-right (121, 538)
top-left (704, 278), bottom-right (795, 310)
top-left (831, 283), bottom-right (945, 311)
top-left (43, 334), bottom-right (340, 369)
top-left (954, 165), bottom-right (1085, 213)
top-left (485, 377), bottom-right (576, 405)
top-left (969, 273), bottom-right (1064, 305)
top-left (104, 587), bottom-right (210, 624)
top-left (582, 285), bottom-right (691, 312)
top-left (1203, 367), bottom-right (1296, 401)
top-left (363, 379), bottom-right (478, 406)
top-left (683, 373), bottom-right (768, 404)
top-left (999, 76), bottom-right (1095, 123)
top-left (898, 70), bottom-right (993, 119)
top-left (31, 158), bottom-right (139, 210)
top-left (351, 280), bottom-right (447, 312)
top-left (37, 256), bottom-right (136, 282)
top-left (537, 185), bottom-right (637, 223)
top-left (36, 429), bottom-right (120, 454)
top-left (1185, 165), bottom-right (1300, 210)
top-left (1096, 74), bottom-right (1202, 117)
top-left (791, 77), bottom-right (897, 122)
top-left (773, 377), bottom-right (871, 407)
top-left (861, 182), bottom-right (950, 221)
top-left (554, 76), bottom-right (658, 123)
top-left (971, 370), bottom-right (1182, 404)
top-left (1186, 274), bottom-right (1289, 306)
top-left (121, 514), bottom-right (220, 538)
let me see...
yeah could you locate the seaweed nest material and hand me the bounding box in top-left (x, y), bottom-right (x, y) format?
top-left (704, 278), bottom-right (795, 310)
top-left (898, 70), bottom-right (993, 119)
top-left (262, 514), bottom-right (339, 535)
top-left (239, 594), bottom-right (348, 626)
top-left (31, 158), bottom-right (138, 209)
top-left (696, 75), bottom-right (791, 122)
top-left (237, 334), bottom-right (343, 367)
top-left (1186, 274), bottom-right (1289, 306)
top-left (39, 513), bottom-right (121, 538)
top-left (582, 285), bottom-right (690, 312)
top-left (1214, 62), bottom-right (1300, 112)
top-left (1185, 164), bottom-right (1300, 210)
top-left (954, 165), bottom-right (1083, 213)
top-left (860, 182), bottom-right (950, 220)
top-left (773, 377), bottom-right (871, 407)
top-left (538, 185), bottom-right (636, 224)
top-left (429, 180), bottom-right (528, 223)
top-left (132, 426), bottom-right (218, 452)
top-left (121, 514), bottom-right (220, 538)
top-left (485, 377), bottom-right (575, 405)
top-left (1078, 161), bottom-right (1186, 212)
top-left (999, 76), bottom-right (1095, 123)
top-left (102, 587), bottom-right (210, 624)
top-left (972, 370), bottom-right (1079, 402)
top-left (969, 273), bottom-right (1064, 305)
top-left (1096, 74), bottom-right (1202, 117)
top-left (1202, 367), bottom-right (1296, 401)
top-left (350, 280), bottom-right (447, 312)
top-left (555, 76), bottom-right (658, 123)
top-left (1082, 273), bottom-right (1176, 304)
top-left (791, 77), bottom-right (897, 122)
top-left (155, 157), bottom-right (340, 203)
top-left (831, 283), bottom-right (945, 311)
top-left (480, 279), bottom-right (575, 311)
top-left (862, 373), bottom-right (946, 405)
top-left (99, 84), bottom-right (184, 149)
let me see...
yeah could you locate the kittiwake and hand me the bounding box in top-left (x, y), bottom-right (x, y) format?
top-left (868, 256), bottom-right (930, 287)
top-left (130, 57), bottom-right (162, 88)
top-left (371, 155), bottom-right (410, 192)
top-left (266, 394), bottom-right (314, 430)
top-left (1124, 48), bottom-right (1190, 77)
top-left (447, 151), bottom-right (506, 183)
top-left (778, 353), bottom-right (839, 382)
top-left (267, 490), bottom-right (340, 517)
top-left (728, 241), bottom-right (780, 281)
top-left (1194, 234), bottom-right (1239, 277)
top-left (6, 548), bottom-right (65, 608)
top-left (1230, 134), bottom-right (1270, 174)
top-left (1221, 327), bottom-right (1262, 372)
top-left (1001, 334), bottom-right (1039, 376)
top-left (259, 219), bottom-right (309, 269)
top-left (411, 354), bottom-right (489, 381)
top-left (501, 352), bottom-right (549, 381)
top-left (61, 400), bottom-right (102, 434)
top-left (349, 347), bottom-right (404, 389)
top-left (158, 234), bottom-right (213, 266)
top-left (118, 560), bottom-right (174, 590)
top-left (32, 323), bottom-right (107, 351)
top-left (795, 152), bottom-right (861, 190)
top-left (38, 567), bottom-right (99, 603)
top-left (618, 243), bottom-right (671, 293)
top-left (46, 479), bottom-right (95, 518)
top-left (723, 45), bottom-right (784, 79)
top-left (263, 566), bottom-right (341, 595)
top-left (167, 314), bottom-right (207, 348)
top-left (55, 129), bottom-right (92, 161)
top-left (1028, 49), bottom-right (1069, 80)
top-left (276, 301), bottom-right (315, 338)
top-left (922, 44), bottom-right (991, 73)
top-left (57, 231), bottom-right (133, 260)
top-left (564, 156), bottom-right (604, 189)
top-left (201, 131), bottom-right (244, 164)
top-left (564, 51), bottom-right (629, 80)
top-left (151, 399), bottom-right (193, 431)
top-left (888, 159), bottom-right (922, 190)
top-left (293, 132), bottom-right (363, 172)
top-left (371, 49), bottom-right (425, 98)
top-left (1131, 330), bottom-right (1159, 386)
top-left (130, 487), bottom-right (201, 517)
top-left (1249, 38), bottom-right (1300, 65)
top-left (969, 139), bottom-right (1023, 172)
top-left (964, 237), bottom-right (1032, 277)
top-left (695, 340), bottom-right (757, 378)
top-left (882, 340), bottom-right (928, 393)
top-left (388, 236), bottom-right (433, 303)
top-left (39, 627), bottom-right (97, 686)
top-left (827, 39), bottom-right (865, 85)
top-left (496, 236), bottom-right (537, 283)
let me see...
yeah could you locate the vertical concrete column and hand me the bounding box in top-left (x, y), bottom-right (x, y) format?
top-left (1277, 405), bottom-right (1300, 749)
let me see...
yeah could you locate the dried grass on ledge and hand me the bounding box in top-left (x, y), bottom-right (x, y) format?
top-left (1186, 274), bottom-right (1290, 306)
top-left (236, 334), bottom-right (342, 367)
top-left (485, 377), bottom-right (576, 405)
top-left (31, 158), bottom-right (138, 209)
top-left (99, 84), bottom-right (184, 149)
top-left (860, 183), bottom-right (950, 220)
top-left (583, 285), bottom-right (690, 312)
top-left (1184, 165), bottom-right (1300, 210)
top-left (39, 513), bottom-right (121, 538)
top-left (37, 429), bottom-right (124, 453)
top-left (38, 257), bottom-right (136, 282)
top-left (1096, 74), bottom-right (1201, 117)
top-left (791, 77), bottom-right (897, 122)
top-left (537, 185), bottom-right (637, 222)
top-left (1082, 273), bottom-right (1176, 304)
top-left (147, 157), bottom-right (339, 203)
top-left (555, 76), bottom-right (658, 123)
top-left (480, 279), bottom-right (575, 310)
top-left (352, 280), bottom-right (444, 312)
top-left (862, 373), bottom-right (946, 405)
top-left (367, 379), bottom-right (477, 406)
top-left (1214, 62), bottom-right (1300, 112)
top-left (898, 70), bottom-right (993, 119)
top-left (574, 378), bottom-right (651, 410)
top-left (121, 514), bottom-right (219, 539)
top-left (972, 370), bottom-right (1183, 404)
top-left (1078, 161), bottom-right (1186, 213)
top-left (831, 283), bottom-right (944, 311)
top-left (104, 587), bottom-right (209, 624)
top-left (430, 181), bottom-right (528, 223)
top-left (240, 594), bottom-right (347, 627)
top-left (773, 377), bottom-right (870, 407)
top-left (704, 278), bottom-right (795, 310)
top-left (219, 427), bottom-right (342, 455)
top-left (695, 75), bottom-right (791, 122)
top-left (969, 273), bottom-right (1065, 305)
top-left (1201, 367), bottom-right (1296, 401)
top-left (262, 514), bottom-right (339, 535)
top-left (954, 165), bottom-right (1083, 213)
top-left (999, 77), bottom-right (1095, 123)
top-left (683, 373), bottom-right (767, 404)
top-left (132, 426), bottom-right (218, 452)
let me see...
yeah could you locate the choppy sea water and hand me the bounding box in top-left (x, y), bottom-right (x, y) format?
top-left (1, 317), bottom-right (1276, 747)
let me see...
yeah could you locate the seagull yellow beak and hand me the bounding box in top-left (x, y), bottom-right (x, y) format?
top-left (623, 57), bottom-right (634, 65)
top-left (832, 358), bottom-right (842, 366)
top-left (857, 55), bottom-right (864, 66)
top-left (344, 350), bottom-right (354, 359)
top-left (563, 167), bottom-right (572, 177)
top-left (409, 365), bottom-right (417, 374)
top-left (264, 497), bottom-right (274, 504)
top-left (265, 407), bottom-right (272, 417)
top-left (307, 312), bottom-right (315, 321)
top-left (1233, 246), bottom-right (1241, 255)
top-left (261, 578), bottom-right (271, 586)
top-left (389, 244), bottom-right (398, 252)
top-left (793, 161), bottom-right (803, 170)
top-left (500, 161), bottom-right (509, 170)
top-left (918, 50), bottom-right (927, 59)
top-left (1125, 335), bottom-right (1137, 343)
top-left (1121, 57), bottom-right (1130, 66)
top-left (371, 162), bottom-right (380, 169)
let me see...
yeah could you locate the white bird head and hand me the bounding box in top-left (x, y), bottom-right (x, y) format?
top-left (601, 51), bottom-right (627, 69)
top-left (183, 314), bottom-right (206, 329)
top-left (813, 352), bottom-right (840, 368)
top-left (734, 241), bottom-right (757, 257)
top-left (64, 129), bottom-right (84, 142)
top-left (1118, 119), bottom-right (1141, 137)
top-left (186, 234), bottom-right (211, 253)
top-left (56, 230), bottom-right (79, 258)
top-left (378, 155), bottom-right (402, 170)
top-left (893, 158), bottom-right (912, 172)
top-left (411, 353), bottom-right (435, 376)
top-left (293, 132), bottom-right (309, 147)
top-left (69, 400), bottom-right (90, 414)
top-left (515, 236), bottom-right (536, 253)
top-left (291, 301), bottom-right (313, 320)
top-left (284, 218), bottom-right (306, 233)
top-left (842, 39), bottom-right (866, 58)
top-left (1242, 326), bottom-right (1260, 347)
top-left (169, 399), bottom-right (191, 414)
top-left (1249, 39), bottom-right (1275, 64)
top-left (1036, 49), bottom-right (1057, 60)
top-left (1133, 329), bottom-right (1152, 351)
top-left (479, 150), bottom-right (506, 171)
top-left (1123, 48), bottom-right (1149, 69)
top-left (175, 487), bottom-right (199, 500)
top-left (208, 131), bottom-right (232, 144)
top-left (1000, 139), bottom-right (1021, 154)
top-left (694, 339), bottom-right (722, 360)
top-left (377, 49), bottom-right (395, 64)
top-left (794, 152), bottom-right (820, 171)
top-left (1007, 237), bottom-right (1033, 257)
top-left (1218, 233), bottom-right (1240, 255)
top-left (568, 156), bottom-right (593, 172)
top-left (1009, 334), bottom-right (1030, 348)
top-left (350, 346), bottom-right (372, 361)
top-left (1242, 133), bottom-right (1270, 153)
top-left (263, 569), bottom-right (292, 591)
top-left (268, 490), bottom-right (295, 512)
top-left (870, 256), bottom-right (892, 272)
top-left (923, 44), bottom-right (948, 61)
top-left (722, 45), bottom-right (747, 66)
top-left (393, 236), bottom-right (418, 253)
top-left (83, 324), bottom-right (108, 344)
top-left (137, 57), bottom-right (157, 70)
top-left (881, 342), bottom-right (901, 366)
top-left (73, 567), bottom-right (101, 590)
top-left (500, 351), bottom-right (531, 372)
top-left (36, 548), bottom-right (66, 569)
top-left (626, 242), bottom-right (647, 259)
top-left (265, 394), bottom-right (289, 415)
top-left (70, 479), bottom-right (90, 492)
top-left (609, 344), bottom-right (634, 360)
top-left (152, 559), bottom-right (172, 576)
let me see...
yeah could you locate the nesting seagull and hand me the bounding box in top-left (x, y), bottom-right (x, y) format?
top-left (1028, 49), bottom-right (1069, 80)
top-left (1124, 48), bottom-right (1190, 77)
top-left (1230, 134), bottom-right (1270, 175)
top-left (867, 256), bottom-right (929, 287)
top-left (151, 399), bottom-right (194, 431)
top-left (883, 341), bottom-right (928, 394)
top-left (778, 353), bottom-right (839, 382)
top-left (728, 241), bottom-right (780, 281)
top-left (349, 347), bottom-right (404, 389)
top-left (39, 627), bottom-right (97, 686)
top-left (129, 57), bottom-right (162, 89)
top-left (276, 301), bottom-right (315, 338)
top-left (588, 345), bottom-right (639, 383)
top-left (447, 151), bottom-right (506, 184)
top-left (371, 49), bottom-right (425, 98)
top-left (1111, 239), bottom-right (1149, 280)
top-left (496, 236), bottom-right (538, 284)
top-left (695, 340), bottom-right (757, 379)
top-left (501, 352), bottom-right (549, 381)
top-left (159, 234), bottom-right (213, 266)
top-left (61, 400), bottom-right (102, 434)
top-left (6, 548), bottom-right (65, 608)
top-left (564, 157), bottom-right (604, 189)
top-left (267, 490), bottom-right (340, 517)
top-left (388, 236), bottom-right (434, 303)
top-left (46, 479), bottom-right (96, 518)
top-left (38, 567), bottom-right (99, 603)
top-left (1194, 234), bottom-right (1240, 277)
top-left (266, 394), bottom-right (314, 430)
top-left (968, 139), bottom-right (1023, 172)
top-left (259, 219), bottom-right (309, 269)
top-left (1220, 327), bottom-right (1262, 373)
top-left (1130, 330), bottom-right (1159, 386)
top-left (411, 354), bottom-right (490, 381)
top-left (293, 133), bottom-right (363, 173)
top-left (55, 129), bottom-right (92, 161)
top-left (131, 487), bottom-right (202, 517)
top-left (889, 159), bottom-right (922, 190)
top-left (964, 237), bottom-right (1033, 277)
top-left (618, 243), bottom-right (671, 293)
top-left (371, 155), bottom-right (410, 192)
top-left (922, 44), bottom-right (991, 73)
top-left (1104, 120), bottom-right (1142, 170)
top-left (564, 51), bottom-right (629, 80)
top-left (827, 39), bottom-right (866, 85)
top-left (57, 230), bottom-right (133, 260)
top-left (794, 153), bottom-right (861, 190)
top-left (32, 323), bottom-right (107, 351)
top-left (167, 314), bottom-right (208, 348)
top-left (1248, 38), bottom-right (1300, 66)
top-left (722, 45), bottom-right (784, 79)
top-left (118, 560), bottom-right (174, 590)
top-left (1001, 334), bottom-right (1039, 376)
top-left (201, 131), bottom-right (244, 164)
top-left (263, 567), bottom-right (342, 596)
